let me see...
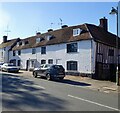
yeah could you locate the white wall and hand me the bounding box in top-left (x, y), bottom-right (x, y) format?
top-left (9, 40), bottom-right (93, 74)
top-left (0, 47), bottom-right (10, 63)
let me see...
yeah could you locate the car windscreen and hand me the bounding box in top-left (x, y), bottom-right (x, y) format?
top-left (8, 64), bottom-right (15, 66)
top-left (52, 65), bottom-right (64, 69)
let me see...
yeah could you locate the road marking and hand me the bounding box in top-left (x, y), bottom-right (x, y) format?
top-left (33, 85), bottom-right (45, 89)
top-left (68, 94), bottom-right (119, 111)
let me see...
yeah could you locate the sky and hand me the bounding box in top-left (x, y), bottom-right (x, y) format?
top-left (0, 2), bottom-right (119, 43)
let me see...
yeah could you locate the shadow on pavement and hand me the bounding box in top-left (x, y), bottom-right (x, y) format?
top-left (53, 79), bottom-right (91, 87)
top-left (37, 76), bottom-right (91, 87)
top-left (2, 73), bottom-right (68, 111)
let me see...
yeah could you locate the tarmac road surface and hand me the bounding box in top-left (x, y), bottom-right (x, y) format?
top-left (1, 71), bottom-right (119, 111)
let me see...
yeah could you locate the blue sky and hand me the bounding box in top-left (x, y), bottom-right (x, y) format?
top-left (0, 2), bottom-right (119, 43)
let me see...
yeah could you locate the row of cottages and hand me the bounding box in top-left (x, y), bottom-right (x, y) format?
top-left (0, 17), bottom-right (120, 81)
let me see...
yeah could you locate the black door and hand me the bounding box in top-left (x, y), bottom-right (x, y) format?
top-left (26, 60), bottom-right (29, 71)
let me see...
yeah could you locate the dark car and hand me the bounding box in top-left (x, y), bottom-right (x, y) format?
top-left (33, 64), bottom-right (65, 80)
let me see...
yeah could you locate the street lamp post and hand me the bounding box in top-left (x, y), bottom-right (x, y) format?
top-left (109, 7), bottom-right (119, 86)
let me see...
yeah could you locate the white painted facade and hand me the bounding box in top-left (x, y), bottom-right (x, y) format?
top-left (0, 46), bottom-right (10, 63)
top-left (9, 39), bottom-right (95, 74)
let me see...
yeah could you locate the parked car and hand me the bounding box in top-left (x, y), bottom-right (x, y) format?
top-left (33, 64), bottom-right (65, 80)
top-left (0, 63), bottom-right (4, 70)
top-left (1, 63), bottom-right (20, 72)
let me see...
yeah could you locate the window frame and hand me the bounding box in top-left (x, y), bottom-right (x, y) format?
top-left (41, 59), bottom-right (46, 64)
top-left (13, 51), bottom-right (16, 56)
top-left (18, 50), bottom-right (21, 56)
top-left (67, 61), bottom-right (78, 71)
top-left (108, 49), bottom-right (114, 56)
top-left (32, 48), bottom-right (36, 54)
top-left (48, 59), bottom-right (53, 64)
top-left (41, 46), bottom-right (46, 54)
top-left (73, 28), bottom-right (81, 36)
top-left (67, 42), bottom-right (78, 53)
top-left (17, 60), bottom-right (21, 66)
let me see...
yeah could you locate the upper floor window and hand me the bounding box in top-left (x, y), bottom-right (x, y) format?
top-left (41, 47), bottom-right (46, 54)
top-left (17, 42), bottom-right (19, 46)
top-left (36, 38), bottom-right (40, 43)
top-left (19, 42), bottom-right (22, 46)
top-left (4, 47), bottom-right (6, 51)
top-left (24, 40), bottom-right (29, 45)
top-left (18, 50), bottom-right (21, 55)
top-left (73, 28), bottom-right (81, 36)
top-left (67, 43), bottom-right (78, 53)
top-left (40, 38), bottom-right (45, 42)
top-left (45, 35), bottom-right (55, 41)
top-left (32, 48), bottom-right (36, 54)
top-left (108, 49), bottom-right (114, 56)
top-left (13, 51), bottom-right (15, 56)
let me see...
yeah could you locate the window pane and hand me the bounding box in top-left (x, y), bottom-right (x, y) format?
top-left (108, 49), bottom-right (114, 56)
top-left (41, 47), bottom-right (46, 54)
top-left (32, 48), bottom-right (36, 54)
top-left (48, 59), bottom-right (53, 64)
top-left (67, 43), bottom-right (77, 53)
top-left (17, 60), bottom-right (21, 66)
top-left (41, 60), bottom-right (46, 64)
top-left (67, 61), bottom-right (77, 71)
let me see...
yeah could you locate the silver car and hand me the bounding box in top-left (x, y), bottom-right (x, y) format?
top-left (1, 63), bottom-right (19, 72)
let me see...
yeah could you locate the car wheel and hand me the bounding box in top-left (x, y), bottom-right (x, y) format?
top-left (46, 74), bottom-right (51, 80)
top-left (33, 72), bottom-right (37, 78)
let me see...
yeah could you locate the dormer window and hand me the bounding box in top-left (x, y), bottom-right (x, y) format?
top-left (45, 35), bottom-right (52, 41)
top-left (36, 38), bottom-right (40, 43)
top-left (25, 40), bottom-right (29, 45)
top-left (40, 38), bottom-right (45, 42)
top-left (73, 28), bottom-right (81, 36)
top-left (17, 42), bottom-right (19, 46)
top-left (19, 42), bottom-right (22, 46)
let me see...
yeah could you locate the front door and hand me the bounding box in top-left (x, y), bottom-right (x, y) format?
top-left (26, 60), bottom-right (30, 71)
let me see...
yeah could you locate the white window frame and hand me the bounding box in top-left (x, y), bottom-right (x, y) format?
top-left (73, 28), bottom-right (81, 36)
top-left (36, 38), bottom-right (40, 43)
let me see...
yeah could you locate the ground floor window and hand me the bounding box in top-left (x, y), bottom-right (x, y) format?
top-left (17, 60), bottom-right (21, 66)
top-left (67, 61), bottom-right (77, 71)
top-left (31, 60), bottom-right (35, 67)
top-left (48, 59), bottom-right (53, 64)
top-left (41, 60), bottom-right (46, 64)
top-left (10, 59), bottom-right (16, 66)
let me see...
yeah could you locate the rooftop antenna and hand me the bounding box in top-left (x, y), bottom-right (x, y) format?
top-left (36, 27), bottom-right (40, 34)
top-left (50, 22), bottom-right (54, 28)
top-left (58, 18), bottom-right (63, 27)
top-left (5, 25), bottom-right (11, 37)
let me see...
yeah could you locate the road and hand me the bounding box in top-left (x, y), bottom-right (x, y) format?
top-left (1, 71), bottom-right (119, 111)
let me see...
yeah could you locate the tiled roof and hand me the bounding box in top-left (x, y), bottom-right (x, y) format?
top-left (12, 23), bottom-right (120, 51)
top-left (0, 38), bottom-right (19, 49)
top-left (12, 24), bottom-right (91, 50)
top-left (86, 24), bottom-right (120, 48)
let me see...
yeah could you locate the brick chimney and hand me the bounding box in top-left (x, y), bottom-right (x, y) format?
top-left (99, 17), bottom-right (108, 31)
top-left (3, 36), bottom-right (7, 43)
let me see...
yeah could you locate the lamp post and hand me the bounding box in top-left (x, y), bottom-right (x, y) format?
top-left (109, 7), bottom-right (119, 86)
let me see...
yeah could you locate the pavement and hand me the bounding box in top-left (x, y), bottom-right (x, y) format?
top-left (18, 70), bottom-right (120, 94)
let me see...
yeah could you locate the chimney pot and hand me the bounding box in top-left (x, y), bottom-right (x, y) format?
top-left (48, 29), bottom-right (53, 32)
top-left (62, 25), bottom-right (68, 29)
top-left (99, 17), bottom-right (108, 31)
top-left (3, 36), bottom-right (7, 43)
top-left (36, 32), bottom-right (41, 36)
